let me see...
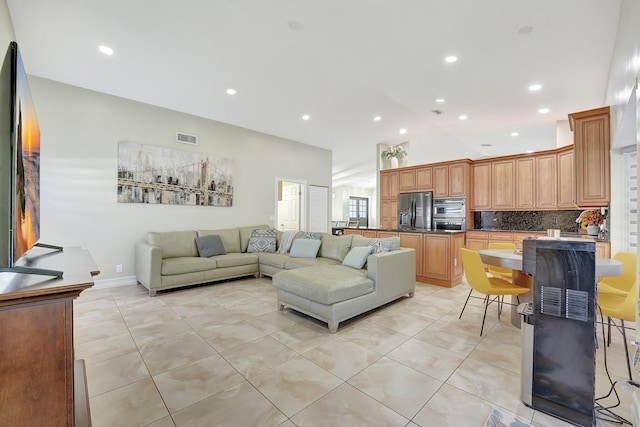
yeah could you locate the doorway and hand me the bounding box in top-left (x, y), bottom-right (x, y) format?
top-left (349, 196), bottom-right (369, 227)
top-left (276, 180), bottom-right (304, 231)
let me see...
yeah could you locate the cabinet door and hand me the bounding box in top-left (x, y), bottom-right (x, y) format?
top-left (516, 158), bottom-right (535, 209)
top-left (465, 239), bottom-right (487, 251)
top-left (423, 235), bottom-right (450, 281)
top-left (492, 160), bottom-right (516, 209)
top-left (415, 167), bottom-right (433, 190)
top-left (377, 231), bottom-right (399, 238)
top-left (557, 149), bottom-right (576, 208)
top-left (596, 242), bottom-right (611, 259)
top-left (380, 171), bottom-right (399, 200)
top-left (361, 230), bottom-right (377, 238)
top-left (451, 234), bottom-right (465, 280)
top-left (433, 166), bottom-right (449, 198)
top-left (399, 232), bottom-right (422, 276)
top-left (536, 154), bottom-right (557, 208)
top-left (448, 163), bottom-right (467, 196)
top-left (399, 170), bottom-right (416, 192)
top-left (343, 229), bottom-right (363, 236)
top-left (380, 200), bottom-right (397, 229)
top-left (571, 108), bottom-right (610, 206)
top-left (472, 163), bottom-right (492, 210)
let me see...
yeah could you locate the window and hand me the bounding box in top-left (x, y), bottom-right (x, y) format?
top-left (348, 196), bottom-right (369, 228)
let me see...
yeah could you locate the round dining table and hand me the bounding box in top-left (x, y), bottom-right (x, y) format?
top-left (477, 248), bottom-right (623, 326)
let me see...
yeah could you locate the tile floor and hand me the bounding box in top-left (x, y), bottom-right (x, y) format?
top-left (74, 277), bottom-right (637, 426)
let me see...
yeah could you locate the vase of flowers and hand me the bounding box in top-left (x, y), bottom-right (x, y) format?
top-left (381, 145), bottom-right (407, 169)
top-left (576, 209), bottom-right (605, 236)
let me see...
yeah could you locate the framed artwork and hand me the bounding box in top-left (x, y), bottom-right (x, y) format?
top-left (117, 141), bottom-right (234, 206)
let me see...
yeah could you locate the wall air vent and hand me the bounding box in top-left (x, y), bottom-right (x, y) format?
top-left (176, 132), bottom-right (198, 145)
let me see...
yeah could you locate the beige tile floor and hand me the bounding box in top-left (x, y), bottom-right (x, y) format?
top-left (74, 277), bottom-right (637, 427)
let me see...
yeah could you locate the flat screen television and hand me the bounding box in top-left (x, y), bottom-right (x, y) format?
top-left (0, 41), bottom-right (61, 277)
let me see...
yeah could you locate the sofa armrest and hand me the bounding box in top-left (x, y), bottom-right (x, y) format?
top-left (366, 248), bottom-right (416, 299)
top-left (135, 241), bottom-right (162, 289)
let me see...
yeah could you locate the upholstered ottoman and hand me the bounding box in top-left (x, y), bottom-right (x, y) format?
top-left (272, 265), bottom-right (376, 332)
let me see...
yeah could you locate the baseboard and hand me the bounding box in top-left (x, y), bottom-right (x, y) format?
top-left (93, 276), bottom-right (137, 289)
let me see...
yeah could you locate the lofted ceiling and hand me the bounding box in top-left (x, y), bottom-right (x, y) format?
top-left (7, 0), bottom-right (621, 189)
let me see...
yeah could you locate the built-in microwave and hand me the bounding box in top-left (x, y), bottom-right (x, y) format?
top-left (433, 198), bottom-right (466, 218)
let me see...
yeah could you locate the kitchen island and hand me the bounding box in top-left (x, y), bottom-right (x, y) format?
top-left (343, 228), bottom-right (465, 287)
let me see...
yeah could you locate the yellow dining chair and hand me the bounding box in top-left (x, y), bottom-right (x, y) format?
top-left (598, 252), bottom-right (636, 296)
top-left (459, 248), bottom-right (529, 336)
top-left (598, 281), bottom-right (636, 380)
top-left (487, 242), bottom-right (517, 282)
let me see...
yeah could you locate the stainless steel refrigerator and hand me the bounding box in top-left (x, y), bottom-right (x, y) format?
top-left (397, 192), bottom-right (432, 230)
top-left (522, 237), bottom-right (597, 427)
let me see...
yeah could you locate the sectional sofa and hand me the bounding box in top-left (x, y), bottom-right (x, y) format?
top-left (135, 225), bottom-right (416, 331)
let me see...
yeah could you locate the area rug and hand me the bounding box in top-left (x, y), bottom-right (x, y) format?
top-left (485, 408), bottom-right (534, 427)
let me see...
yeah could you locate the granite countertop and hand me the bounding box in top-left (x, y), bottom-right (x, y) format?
top-left (342, 227), bottom-right (466, 235)
top-left (471, 228), bottom-right (610, 242)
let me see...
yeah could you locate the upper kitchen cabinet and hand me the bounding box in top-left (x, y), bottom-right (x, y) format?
top-left (433, 165), bottom-right (449, 197)
top-left (557, 147), bottom-right (576, 208)
top-left (380, 170), bottom-right (399, 229)
top-left (492, 159), bottom-right (516, 209)
top-left (433, 161), bottom-right (470, 198)
top-left (472, 162), bottom-right (492, 210)
top-left (415, 166), bottom-right (433, 191)
top-left (399, 169), bottom-right (416, 192)
top-left (380, 170), bottom-right (399, 199)
top-left (569, 107), bottom-right (610, 207)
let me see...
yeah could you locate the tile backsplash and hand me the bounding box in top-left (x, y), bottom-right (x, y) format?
top-left (473, 210), bottom-right (590, 232)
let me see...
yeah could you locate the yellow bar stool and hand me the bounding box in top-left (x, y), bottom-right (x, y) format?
top-left (487, 242), bottom-right (516, 282)
top-left (598, 281), bottom-right (636, 380)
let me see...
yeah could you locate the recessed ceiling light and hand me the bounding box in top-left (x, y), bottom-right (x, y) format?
top-left (226, 88), bottom-right (236, 95)
top-left (458, 115), bottom-right (468, 120)
top-left (538, 108), bottom-right (549, 114)
top-left (98, 45), bottom-right (114, 56)
top-left (511, 132), bottom-right (519, 137)
top-left (373, 116), bottom-right (381, 122)
top-left (302, 114), bottom-right (310, 120)
top-left (435, 98), bottom-right (445, 103)
top-left (399, 128), bottom-right (407, 135)
top-left (526, 150), bottom-right (534, 153)
top-left (518, 26), bottom-right (534, 35)
top-left (444, 56), bottom-right (458, 63)
top-left (288, 21), bottom-right (305, 32)
top-left (528, 83), bottom-right (542, 91)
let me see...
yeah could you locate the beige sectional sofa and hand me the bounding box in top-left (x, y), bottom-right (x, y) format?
top-left (135, 224), bottom-right (416, 331)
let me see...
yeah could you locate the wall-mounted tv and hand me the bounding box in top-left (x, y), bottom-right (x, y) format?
top-left (1, 41), bottom-right (61, 277)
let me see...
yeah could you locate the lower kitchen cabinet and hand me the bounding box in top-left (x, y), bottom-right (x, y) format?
top-left (420, 233), bottom-right (464, 287)
top-left (399, 232), bottom-right (423, 276)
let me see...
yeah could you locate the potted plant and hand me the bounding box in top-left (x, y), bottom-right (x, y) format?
top-left (576, 209), bottom-right (605, 236)
top-left (381, 145), bottom-right (407, 169)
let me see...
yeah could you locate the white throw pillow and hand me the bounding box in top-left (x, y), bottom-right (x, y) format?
top-left (289, 239), bottom-right (321, 258)
top-left (342, 246), bottom-right (373, 269)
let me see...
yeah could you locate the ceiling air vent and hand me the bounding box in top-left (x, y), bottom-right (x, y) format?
top-left (176, 132), bottom-right (198, 145)
top-left (431, 109), bottom-right (443, 115)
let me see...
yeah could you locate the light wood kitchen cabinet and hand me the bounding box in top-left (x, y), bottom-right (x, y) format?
top-left (492, 160), bottom-right (516, 209)
top-left (472, 163), bottom-right (492, 210)
top-left (415, 167), bottom-right (433, 190)
top-left (380, 171), bottom-right (399, 199)
top-left (399, 232), bottom-right (423, 275)
top-left (380, 200), bottom-right (397, 229)
top-left (399, 170), bottom-right (416, 192)
top-left (377, 231), bottom-right (399, 238)
top-left (569, 107), bottom-right (610, 207)
top-left (448, 162), bottom-right (469, 197)
top-left (557, 148), bottom-right (576, 208)
top-left (380, 171), bottom-right (399, 229)
top-left (362, 230), bottom-right (378, 238)
top-left (465, 231), bottom-right (489, 250)
top-left (343, 229), bottom-right (362, 236)
top-left (516, 157), bottom-right (535, 209)
top-left (596, 242), bottom-right (611, 259)
top-left (536, 154), bottom-right (557, 208)
top-left (422, 233), bottom-right (464, 287)
top-left (433, 165), bottom-right (449, 198)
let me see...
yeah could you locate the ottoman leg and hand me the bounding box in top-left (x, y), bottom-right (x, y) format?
top-left (278, 302), bottom-right (285, 311)
top-left (328, 321), bottom-right (338, 333)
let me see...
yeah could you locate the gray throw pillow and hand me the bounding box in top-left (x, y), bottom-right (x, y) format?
top-left (342, 246), bottom-right (373, 269)
top-left (247, 228), bottom-right (277, 253)
top-left (289, 239), bottom-right (321, 258)
top-left (195, 234), bottom-right (226, 257)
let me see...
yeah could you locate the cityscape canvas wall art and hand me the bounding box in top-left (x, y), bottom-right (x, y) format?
top-left (117, 141), bottom-right (234, 206)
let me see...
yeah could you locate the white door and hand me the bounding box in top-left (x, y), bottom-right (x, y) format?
top-left (309, 185), bottom-right (329, 232)
top-left (278, 182), bottom-right (300, 231)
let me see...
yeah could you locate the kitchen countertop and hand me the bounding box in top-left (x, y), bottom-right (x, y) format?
top-left (339, 227), bottom-right (466, 235)
top-left (469, 228), bottom-right (610, 242)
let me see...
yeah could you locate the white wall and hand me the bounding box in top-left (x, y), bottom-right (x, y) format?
top-left (28, 77), bottom-right (332, 281)
top-left (0, 0), bottom-right (14, 48)
top-left (332, 186), bottom-right (376, 226)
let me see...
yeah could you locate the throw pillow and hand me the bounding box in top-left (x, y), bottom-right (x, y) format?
top-left (298, 231), bottom-right (323, 240)
top-left (289, 238), bottom-right (321, 258)
top-left (247, 228), bottom-right (277, 253)
top-left (342, 246), bottom-right (373, 269)
top-left (368, 238), bottom-right (394, 253)
top-left (195, 234), bottom-right (226, 257)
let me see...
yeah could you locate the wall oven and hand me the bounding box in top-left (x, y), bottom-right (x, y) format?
top-left (432, 197), bottom-right (466, 231)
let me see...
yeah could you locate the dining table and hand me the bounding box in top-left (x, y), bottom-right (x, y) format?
top-left (477, 247), bottom-right (623, 327)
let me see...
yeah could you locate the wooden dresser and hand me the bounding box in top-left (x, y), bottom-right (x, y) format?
top-left (0, 246), bottom-right (98, 427)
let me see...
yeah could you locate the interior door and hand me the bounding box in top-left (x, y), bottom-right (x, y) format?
top-left (278, 182), bottom-right (300, 231)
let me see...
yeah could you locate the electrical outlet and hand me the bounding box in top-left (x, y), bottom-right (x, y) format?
top-left (115, 264), bottom-right (123, 273)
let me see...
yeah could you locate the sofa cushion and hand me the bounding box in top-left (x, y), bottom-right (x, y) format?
top-left (297, 231), bottom-right (323, 240)
top-left (161, 256), bottom-right (217, 275)
top-left (198, 228), bottom-right (241, 253)
top-left (195, 234), bottom-right (226, 257)
top-left (290, 239), bottom-right (321, 258)
top-left (213, 253), bottom-right (259, 268)
top-left (247, 228), bottom-right (277, 253)
top-left (342, 246), bottom-right (373, 269)
top-left (319, 234), bottom-right (353, 262)
top-left (258, 252), bottom-right (290, 269)
top-left (283, 256), bottom-right (341, 270)
top-left (238, 224), bottom-right (271, 252)
top-left (273, 266), bottom-right (373, 305)
top-left (351, 235), bottom-right (400, 252)
top-left (148, 231), bottom-right (199, 259)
